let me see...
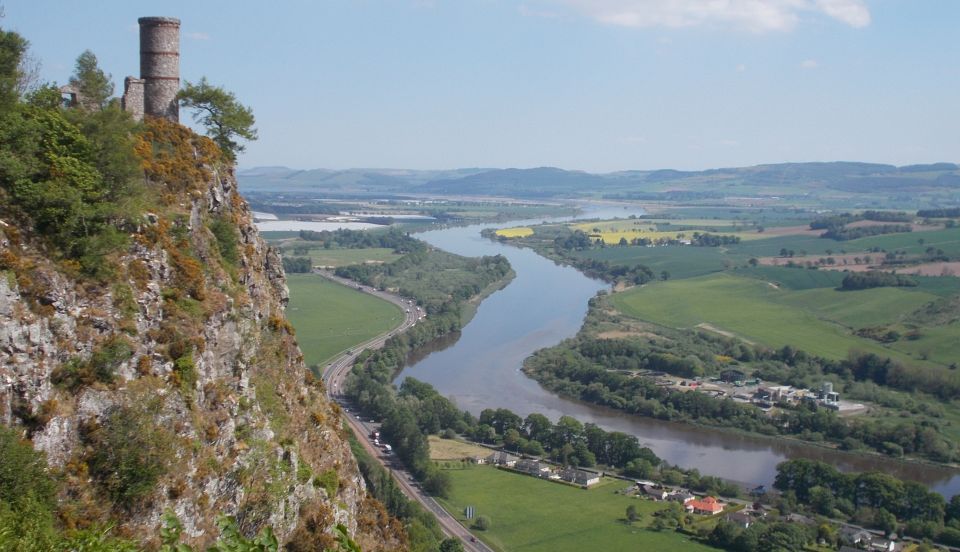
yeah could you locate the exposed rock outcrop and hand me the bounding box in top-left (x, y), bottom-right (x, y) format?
top-left (0, 126), bottom-right (401, 549)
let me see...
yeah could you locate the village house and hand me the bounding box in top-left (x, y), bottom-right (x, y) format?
top-left (639, 484), bottom-right (670, 500)
top-left (667, 491), bottom-right (696, 504)
top-left (686, 496), bottom-right (725, 515)
top-left (724, 510), bottom-right (754, 528)
top-left (486, 451), bottom-right (518, 467)
top-left (783, 513), bottom-right (816, 526)
top-left (514, 458), bottom-right (553, 478)
top-left (559, 467), bottom-right (601, 487)
top-left (839, 527), bottom-right (874, 548)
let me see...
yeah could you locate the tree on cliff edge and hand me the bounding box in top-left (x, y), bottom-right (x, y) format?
top-left (69, 50), bottom-right (113, 110)
top-left (177, 77), bottom-right (257, 161)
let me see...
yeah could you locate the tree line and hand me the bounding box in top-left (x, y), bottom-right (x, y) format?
top-left (917, 207), bottom-right (960, 218)
top-left (298, 227), bottom-right (426, 253)
top-left (841, 271), bottom-right (917, 290)
top-left (774, 458), bottom-right (960, 545)
top-left (523, 324), bottom-right (958, 462)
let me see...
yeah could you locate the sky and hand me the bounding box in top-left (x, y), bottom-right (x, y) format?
top-left (3, 0), bottom-right (958, 172)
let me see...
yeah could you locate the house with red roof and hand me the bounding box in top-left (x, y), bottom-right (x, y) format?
top-left (686, 496), bottom-right (725, 515)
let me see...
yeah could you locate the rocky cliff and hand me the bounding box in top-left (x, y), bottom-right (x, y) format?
top-left (0, 118), bottom-right (403, 550)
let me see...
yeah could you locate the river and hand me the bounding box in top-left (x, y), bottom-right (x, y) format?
top-left (395, 204), bottom-right (960, 496)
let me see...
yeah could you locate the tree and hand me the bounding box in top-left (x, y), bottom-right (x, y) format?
top-left (423, 469), bottom-right (452, 499)
top-left (0, 27), bottom-right (28, 110)
top-left (503, 428), bottom-right (521, 451)
top-left (472, 516), bottom-right (490, 531)
top-left (626, 504), bottom-right (639, 523)
top-left (439, 538), bottom-right (465, 552)
top-left (660, 270), bottom-right (670, 281)
top-left (0, 426), bottom-right (56, 509)
top-left (69, 50), bottom-right (113, 110)
top-left (177, 77), bottom-right (257, 161)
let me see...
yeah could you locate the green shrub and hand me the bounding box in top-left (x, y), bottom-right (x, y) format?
top-left (0, 426), bottom-right (56, 508)
top-left (84, 403), bottom-right (174, 508)
top-left (209, 217), bottom-right (239, 267)
top-left (314, 468), bottom-right (339, 498)
top-left (52, 334), bottom-right (132, 391)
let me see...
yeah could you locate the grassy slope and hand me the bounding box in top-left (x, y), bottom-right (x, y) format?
top-left (286, 274), bottom-right (403, 368)
top-left (611, 272), bottom-right (936, 362)
top-left (437, 465), bottom-right (716, 552)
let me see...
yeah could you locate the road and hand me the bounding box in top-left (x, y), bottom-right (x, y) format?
top-left (316, 271), bottom-right (494, 552)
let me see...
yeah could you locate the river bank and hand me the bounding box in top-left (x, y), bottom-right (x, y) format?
top-left (394, 205), bottom-right (960, 497)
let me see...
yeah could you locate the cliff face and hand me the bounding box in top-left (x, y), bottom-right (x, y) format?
top-left (0, 120), bottom-right (401, 549)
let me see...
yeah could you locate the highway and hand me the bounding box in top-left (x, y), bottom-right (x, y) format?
top-left (316, 271), bottom-right (494, 552)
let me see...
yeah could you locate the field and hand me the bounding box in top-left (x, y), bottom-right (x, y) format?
top-left (495, 226), bottom-right (534, 238)
top-left (285, 274), bottom-right (403, 369)
top-left (571, 219), bottom-right (768, 244)
top-left (574, 245), bottom-right (728, 280)
top-left (427, 436), bottom-right (491, 460)
top-left (610, 272), bottom-right (941, 363)
top-left (301, 247), bottom-right (401, 267)
top-left (437, 465), bottom-right (716, 552)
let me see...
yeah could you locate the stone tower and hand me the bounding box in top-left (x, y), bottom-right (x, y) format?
top-left (123, 17), bottom-right (180, 122)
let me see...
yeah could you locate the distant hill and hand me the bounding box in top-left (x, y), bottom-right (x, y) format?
top-left (238, 162), bottom-right (960, 202)
top-left (237, 167), bottom-right (490, 193)
top-left (417, 167), bottom-right (609, 197)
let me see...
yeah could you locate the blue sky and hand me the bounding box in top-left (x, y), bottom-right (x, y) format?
top-left (4, 1), bottom-right (958, 172)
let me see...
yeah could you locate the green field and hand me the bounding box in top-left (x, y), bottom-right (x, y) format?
top-left (611, 272), bottom-right (940, 362)
top-left (285, 274), bottom-right (403, 369)
top-left (575, 245), bottom-right (728, 280)
top-left (437, 465), bottom-right (716, 552)
top-left (728, 227), bottom-right (960, 259)
top-left (301, 247), bottom-right (401, 267)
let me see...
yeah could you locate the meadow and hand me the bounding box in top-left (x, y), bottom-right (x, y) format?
top-left (300, 247), bottom-right (401, 267)
top-left (427, 436), bottom-right (491, 461)
top-left (610, 271), bottom-right (941, 364)
top-left (285, 274), bottom-right (403, 369)
top-left (436, 465), bottom-right (716, 552)
top-left (574, 245), bottom-right (728, 280)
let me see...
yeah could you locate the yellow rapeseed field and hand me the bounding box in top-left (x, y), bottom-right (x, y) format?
top-left (570, 220), bottom-right (766, 244)
top-left (495, 226), bottom-right (534, 238)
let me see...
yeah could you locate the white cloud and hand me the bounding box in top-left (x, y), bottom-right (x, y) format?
top-left (553, 0), bottom-right (871, 32)
top-left (736, 63), bottom-right (747, 72)
top-left (184, 31), bottom-right (211, 41)
top-left (800, 58), bottom-right (819, 69)
top-left (816, 0), bottom-right (871, 28)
